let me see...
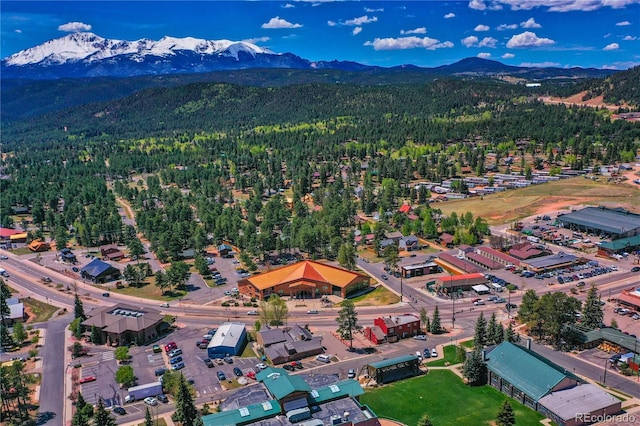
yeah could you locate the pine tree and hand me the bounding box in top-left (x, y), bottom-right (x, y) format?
top-left (0, 324), bottom-right (15, 348)
top-left (144, 407), bottom-right (153, 426)
top-left (74, 292), bottom-right (86, 320)
top-left (487, 313), bottom-right (505, 345)
top-left (417, 413), bottom-right (434, 426)
top-left (94, 398), bottom-right (117, 426)
top-left (462, 349), bottom-right (486, 385)
top-left (0, 278), bottom-right (11, 327)
top-left (504, 322), bottom-right (519, 343)
top-left (581, 286), bottom-right (604, 329)
top-left (474, 313), bottom-right (487, 349)
top-left (430, 305), bottom-right (442, 334)
top-left (336, 300), bottom-right (360, 350)
top-left (496, 399), bottom-right (516, 426)
top-left (172, 374), bottom-right (199, 426)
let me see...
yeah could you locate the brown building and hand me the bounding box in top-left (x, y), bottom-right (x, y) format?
top-left (81, 304), bottom-right (166, 346)
top-left (237, 260), bottom-right (370, 300)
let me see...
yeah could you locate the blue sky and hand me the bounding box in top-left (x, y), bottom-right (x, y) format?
top-left (2, 0), bottom-right (639, 69)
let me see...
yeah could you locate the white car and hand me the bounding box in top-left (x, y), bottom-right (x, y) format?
top-left (431, 348), bottom-right (438, 358)
top-left (413, 335), bottom-right (427, 340)
top-left (255, 363), bottom-right (267, 370)
top-left (247, 310), bottom-right (258, 316)
top-left (143, 397), bottom-right (158, 406)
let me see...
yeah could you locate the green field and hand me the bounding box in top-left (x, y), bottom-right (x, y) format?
top-left (436, 177), bottom-right (640, 225)
top-left (361, 370), bottom-right (545, 426)
top-left (344, 286), bottom-right (400, 306)
top-left (426, 345), bottom-right (466, 366)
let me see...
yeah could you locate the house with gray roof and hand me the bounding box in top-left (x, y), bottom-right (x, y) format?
top-left (256, 325), bottom-right (323, 365)
top-left (80, 258), bottom-right (121, 283)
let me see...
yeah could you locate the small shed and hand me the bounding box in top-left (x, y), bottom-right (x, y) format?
top-left (472, 284), bottom-right (490, 294)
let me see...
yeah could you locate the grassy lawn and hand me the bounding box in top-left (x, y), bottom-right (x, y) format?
top-left (361, 370), bottom-right (545, 426)
top-left (137, 418), bottom-right (166, 426)
top-left (460, 339), bottom-right (475, 349)
top-left (426, 345), bottom-right (466, 366)
top-left (110, 280), bottom-right (186, 301)
top-left (240, 343), bottom-right (257, 358)
top-left (23, 298), bottom-right (59, 323)
top-left (437, 177), bottom-right (640, 225)
top-left (9, 247), bottom-right (33, 256)
top-left (345, 286), bottom-right (400, 306)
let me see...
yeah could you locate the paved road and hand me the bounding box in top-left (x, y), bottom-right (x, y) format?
top-left (531, 341), bottom-right (640, 397)
top-left (37, 312), bottom-right (73, 426)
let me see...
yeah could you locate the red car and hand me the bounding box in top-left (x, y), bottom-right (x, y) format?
top-left (246, 371), bottom-right (256, 380)
top-left (164, 342), bottom-right (177, 352)
top-left (79, 376), bottom-right (96, 384)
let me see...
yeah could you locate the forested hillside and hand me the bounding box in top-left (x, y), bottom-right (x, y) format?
top-left (1, 77), bottom-right (638, 264)
top-left (582, 65), bottom-right (640, 107)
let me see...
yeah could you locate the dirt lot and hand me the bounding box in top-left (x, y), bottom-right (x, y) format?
top-left (539, 91), bottom-right (633, 112)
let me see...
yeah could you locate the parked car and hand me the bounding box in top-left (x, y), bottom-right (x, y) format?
top-left (506, 303), bottom-right (517, 311)
top-left (413, 335), bottom-right (427, 340)
top-left (247, 310), bottom-right (258, 316)
top-left (154, 368), bottom-right (167, 376)
top-left (79, 376), bottom-right (96, 384)
top-left (169, 356), bottom-right (183, 365)
top-left (102, 292), bottom-right (110, 297)
top-left (283, 364), bottom-right (294, 371)
top-left (160, 303), bottom-right (170, 308)
top-left (172, 362), bottom-right (185, 371)
top-left (217, 371), bottom-right (226, 381)
top-left (233, 367), bottom-right (243, 376)
top-left (474, 300), bottom-right (485, 306)
top-left (168, 348), bottom-right (183, 358)
top-left (112, 406), bottom-right (126, 415)
top-left (431, 348), bottom-right (438, 358)
top-left (347, 369), bottom-right (356, 379)
top-left (291, 361), bottom-right (303, 369)
top-left (224, 356), bottom-right (234, 364)
top-left (144, 397), bottom-right (158, 406)
top-left (256, 363), bottom-right (267, 370)
top-left (423, 348), bottom-right (431, 358)
top-left (631, 266), bottom-right (640, 272)
top-left (316, 354), bottom-right (331, 363)
top-left (415, 351), bottom-right (423, 361)
top-left (152, 344), bottom-right (162, 353)
top-left (204, 358), bottom-right (214, 368)
top-left (197, 340), bottom-right (209, 349)
top-left (156, 394), bottom-right (169, 403)
top-left (380, 274), bottom-right (388, 280)
top-left (164, 342), bottom-right (177, 352)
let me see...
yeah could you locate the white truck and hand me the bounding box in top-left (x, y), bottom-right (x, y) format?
top-left (124, 381), bottom-right (162, 403)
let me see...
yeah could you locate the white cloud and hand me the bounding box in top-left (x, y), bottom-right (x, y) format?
top-left (262, 17), bottom-right (302, 29)
top-left (616, 21), bottom-right (631, 26)
top-left (623, 35), bottom-right (637, 40)
top-left (15, 29), bottom-right (22, 34)
top-left (506, 31), bottom-right (555, 48)
top-left (478, 52), bottom-right (492, 58)
top-left (401, 27), bottom-right (427, 35)
top-left (58, 21), bottom-right (92, 32)
top-left (462, 36), bottom-right (497, 48)
top-left (604, 32), bottom-right (612, 38)
top-left (242, 36), bottom-right (271, 44)
top-left (520, 17), bottom-right (541, 28)
top-left (502, 52), bottom-right (515, 58)
top-left (603, 43), bottom-right (620, 50)
top-left (469, 0), bottom-right (487, 10)
top-left (344, 15), bottom-right (378, 26)
top-left (444, 12), bottom-right (456, 18)
top-left (365, 7), bottom-right (384, 12)
top-left (479, 37), bottom-right (498, 47)
top-left (520, 61), bottom-right (560, 67)
top-left (327, 20), bottom-right (337, 27)
top-left (469, 0), bottom-right (639, 12)
top-left (352, 27), bottom-right (362, 35)
top-left (462, 36), bottom-right (479, 47)
top-left (497, 23), bottom-right (518, 30)
top-left (282, 3), bottom-right (295, 8)
top-left (364, 36), bottom-right (454, 51)
top-left (475, 24), bottom-right (490, 31)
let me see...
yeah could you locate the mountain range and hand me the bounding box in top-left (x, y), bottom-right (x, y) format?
top-left (1, 32), bottom-right (616, 81)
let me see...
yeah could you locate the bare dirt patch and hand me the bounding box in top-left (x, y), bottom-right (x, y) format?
top-left (540, 90), bottom-right (630, 112)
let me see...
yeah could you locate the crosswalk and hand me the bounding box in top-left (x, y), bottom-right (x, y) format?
top-left (102, 351), bottom-right (114, 361)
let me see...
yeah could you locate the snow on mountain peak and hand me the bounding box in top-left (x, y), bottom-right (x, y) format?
top-left (4, 32), bottom-right (274, 66)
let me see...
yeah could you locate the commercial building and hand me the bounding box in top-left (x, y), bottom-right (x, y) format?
top-left (563, 325), bottom-right (640, 354)
top-left (597, 235), bottom-right (640, 256)
top-left (81, 304), bottom-right (166, 346)
top-left (80, 258), bottom-right (121, 283)
top-left (237, 260), bottom-right (370, 300)
top-left (557, 206), bottom-right (640, 240)
top-left (256, 325), bottom-right (323, 365)
top-left (486, 342), bottom-right (621, 426)
top-left (364, 314), bottom-right (420, 344)
top-left (434, 272), bottom-right (487, 295)
top-left (367, 354), bottom-right (421, 384)
top-left (520, 252), bottom-right (578, 273)
top-left (616, 287), bottom-right (640, 311)
top-left (201, 368), bottom-right (379, 426)
top-left (207, 322), bottom-right (247, 359)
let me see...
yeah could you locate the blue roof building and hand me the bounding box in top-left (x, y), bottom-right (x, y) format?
top-left (80, 258), bottom-right (121, 283)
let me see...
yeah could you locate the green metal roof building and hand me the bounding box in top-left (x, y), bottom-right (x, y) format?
top-left (367, 354), bottom-right (420, 384)
top-left (201, 400), bottom-right (281, 426)
top-left (486, 342), bottom-right (582, 409)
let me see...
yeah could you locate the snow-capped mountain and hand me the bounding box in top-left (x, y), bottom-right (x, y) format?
top-left (2, 32), bottom-right (364, 79)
